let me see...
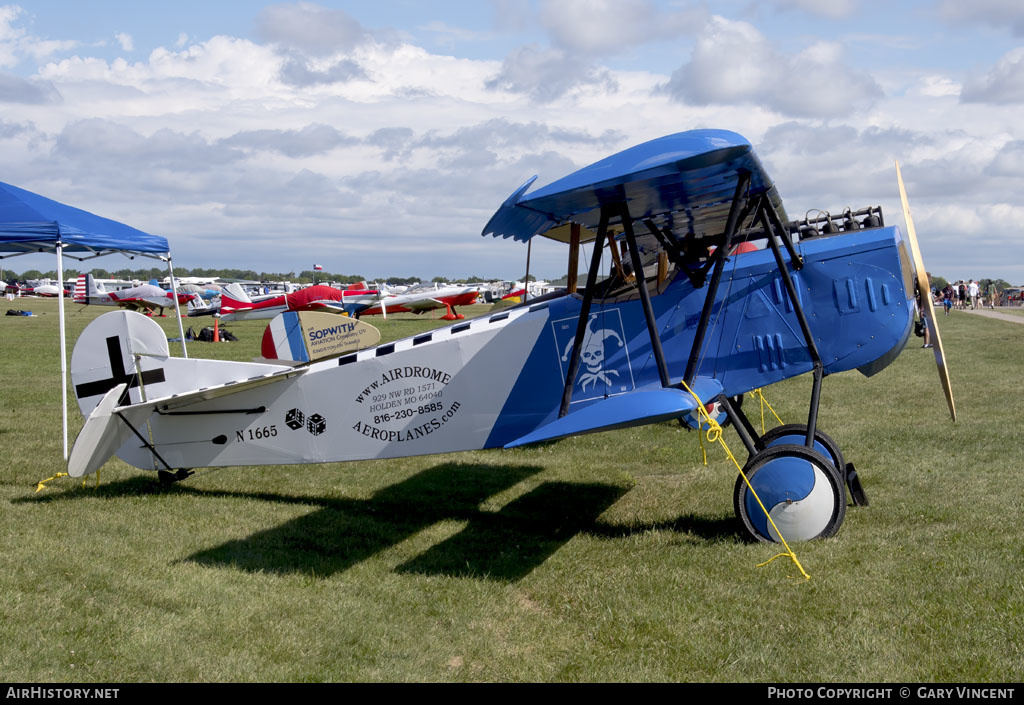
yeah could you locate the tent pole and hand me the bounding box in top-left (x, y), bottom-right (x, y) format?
top-left (56, 241), bottom-right (68, 460)
top-left (167, 257), bottom-right (188, 358)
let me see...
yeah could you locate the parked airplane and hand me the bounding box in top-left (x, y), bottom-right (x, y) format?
top-left (66, 129), bottom-right (953, 545)
top-left (6, 281), bottom-right (67, 296)
top-left (217, 282), bottom-right (379, 321)
top-left (73, 273), bottom-right (195, 316)
top-left (356, 284), bottom-right (480, 320)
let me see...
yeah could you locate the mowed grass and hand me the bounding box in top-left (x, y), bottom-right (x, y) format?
top-left (1, 298), bottom-right (1022, 682)
top-left (991, 307), bottom-right (1024, 318)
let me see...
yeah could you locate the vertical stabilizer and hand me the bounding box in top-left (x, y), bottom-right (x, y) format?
top-left (219, 283), bottom-right (252, 314)
top-left (73, 273), bottom-right (107, 304)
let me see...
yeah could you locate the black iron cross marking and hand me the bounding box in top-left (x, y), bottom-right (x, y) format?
top-left (74, 336), bottom-right (166, 406)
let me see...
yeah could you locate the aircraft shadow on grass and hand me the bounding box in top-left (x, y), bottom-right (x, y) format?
top-left (18, 461), bottom-right (745, 579)
top-left (21, 462), bottom-right (691, 581)
top-left (181, 463), bottom-right (629, 581)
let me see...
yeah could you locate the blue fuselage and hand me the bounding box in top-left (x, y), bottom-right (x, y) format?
top-left (484, 225), bottom-right (913, 448)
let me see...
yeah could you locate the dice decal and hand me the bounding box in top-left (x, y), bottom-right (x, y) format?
top-left (306, 413), bottom-right (326, 436)
top-left (285, 408), bottom-right (305, 430)
top-left (285, 408), bottom-right (327, 436)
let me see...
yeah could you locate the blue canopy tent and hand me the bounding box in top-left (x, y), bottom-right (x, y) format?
top-left (0, 181), bottom-right (189, 459)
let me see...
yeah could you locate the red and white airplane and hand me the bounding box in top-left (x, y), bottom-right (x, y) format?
top-left (357, 284), bottom-right (480, 320)
top-left (74, 273), bottom-right (195, 316)
top-left (218, 283), bottom-right (379, 321)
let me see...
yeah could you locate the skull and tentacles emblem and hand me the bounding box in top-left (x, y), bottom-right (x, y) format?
top-left (561, 314), bottom-right (625, 392)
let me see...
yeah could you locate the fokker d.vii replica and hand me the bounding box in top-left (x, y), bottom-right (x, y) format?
top-left (67, 130), bottom-right (953, 543)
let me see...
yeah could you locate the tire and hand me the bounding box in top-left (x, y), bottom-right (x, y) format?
top-left (759, 423), bottom-right (845, 475)
top-left (734, 444), bottom-right (846, 542)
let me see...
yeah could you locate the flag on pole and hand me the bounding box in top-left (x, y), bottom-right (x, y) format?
top-left (313, 264), bottom-right (323, 271)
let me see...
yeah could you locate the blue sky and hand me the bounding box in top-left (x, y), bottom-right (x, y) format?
top-left (2, 1), bottom-right (1024, 282)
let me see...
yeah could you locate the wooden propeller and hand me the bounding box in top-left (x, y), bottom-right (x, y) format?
top-left (896, 160), bottom-right (957, 422)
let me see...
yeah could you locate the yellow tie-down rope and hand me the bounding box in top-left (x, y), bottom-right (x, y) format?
top-left (680, 380), bottom-right (810, 580)
top-left (751, 387), bottom-right (784, 434)
top-left (35, 472), bottom-right (69, 493)
top-left (36, 469), bottom-right (101, 492)
top-left (695, 388), bottom-right (784, 464)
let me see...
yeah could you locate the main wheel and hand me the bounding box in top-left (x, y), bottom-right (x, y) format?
top-left (734, 445), bottom-right (846, 542)
top-left (758, 423), bottom-right (844, 474)
top-left (758, 424), bottom-right (868, 506)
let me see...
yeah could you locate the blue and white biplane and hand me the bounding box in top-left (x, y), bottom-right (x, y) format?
top-left (67, 129), bottom-right (952, 543)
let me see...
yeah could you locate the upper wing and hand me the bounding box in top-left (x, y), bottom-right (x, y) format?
top-left (481, 129), bottom-right (784, 246)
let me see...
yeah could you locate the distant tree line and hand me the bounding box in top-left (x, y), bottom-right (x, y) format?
top-left (929, 274), bottom-right (1012, 293)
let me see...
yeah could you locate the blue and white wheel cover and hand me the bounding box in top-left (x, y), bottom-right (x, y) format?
top-left (745, 455), bottom-right (835, 541)
top-left (764, 433), bottom-right (834, 468)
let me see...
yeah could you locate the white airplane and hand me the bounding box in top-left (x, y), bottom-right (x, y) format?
top-left (73, 273), bottom-right (196, 316)
top-left (356, 284), bottom-right (481, 320)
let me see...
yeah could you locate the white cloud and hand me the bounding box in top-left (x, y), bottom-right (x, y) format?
top-left (538, 0), bottom-right (706, 54)
top-left (661, 16), bottom-right (882, 118)
top-left (418, 20), bottom-right (492, 46)
top-left (491, 0), bottom-right (535, 32)
top-left (0, 5), bottom-right (78, 67)
top-left (768, 0), bottom-right (858, 20)
top-left (755, 120), bottom-right (1024, 279)
top-left (54, 119), bottom-right (244, 171)
top-left (220, 123), bottom-right (357, 158)
top-left (0, 71), bottom-right (59, 103)
top-left (115, 33), bottom-right (133, 52)
top-left (20, 37), bottom-right (78, 61)
top-left (917, 75), bottom-right (960, 97)
top-left (257, 2), bottom-right (371, 56)
top-left (961, 47), bottom-right (1024, 104)
top-left (486, 44), bottom-right (616, 103)
top-left (938, 0), bottom-right (1024, 36)
top-left (985, 139), bottom-right (1024, 177)
top-left (278, 54), bottom-right (365, 86)
top-left (175, 32), bottom-right (188, 48)
top-left (0, 4), bottom-right (24, 42)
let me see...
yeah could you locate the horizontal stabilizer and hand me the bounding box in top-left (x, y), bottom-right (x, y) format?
top-left (124, 365), bottom-right (307, 414)
top-left (504, 379), bottom-right (723, 449)
top-left (402, 297), bottom-right (443, 311)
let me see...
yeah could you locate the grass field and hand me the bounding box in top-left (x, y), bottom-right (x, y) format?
top-left (1, 298), bottom-right (1022, 682)
top-left (991, 307), bottom-right (1024, 318)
